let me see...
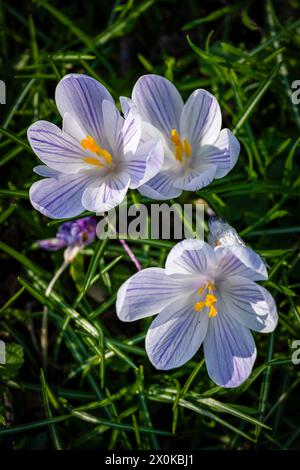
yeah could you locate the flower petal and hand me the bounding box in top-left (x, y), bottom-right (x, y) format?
top-left (28, 120), bottom-right (89, 173)
top-left (138, 171), bottom-right (182, 200)
top-left (132, 74), bottom-right (184, 137)
top-left (165, 239), bottom-right (216, 276)
top-left (120, 96), bottom-right (134, 118)
top-left (116, 268), bottom-right (191, 322)
top-left (174, 164), bottom-right (217, 191)
top-left (82, 172), bottom-right (130, 212)
top-left (38, 238), bottom-right (67, 251)
top-left (62, 112), bottom-right (86, 141)
top-left (30, 173), bottom-right (95, 219)
top-left (215, 245), bottom-right (268, 281)
top-left (200, 129), bottom-right (240, 179)
top-left (55, 74), bottom-right (114, 143)
top-left (140, 121), bottom-right (166, 146)
top-left (218, 275), bottom-right (278, 333)
top-left (204, 312), bottom-right (256, 388)
top-left (124, 139), bottom-right (164, 189)
top-left (57, 216), bottom-right (97, 246)
top-left (120, 109), bottom-right (142, 156)
top-left (102, 100), bottom-right (124, 154)
top-left (33, 166), bottom-right (60, 179)
top-left (207, 216), bottom-right (245, 248)
top-left (146, 296), bottom-right (209, 370)
top-left (180, 89), bottom-right (222, 147)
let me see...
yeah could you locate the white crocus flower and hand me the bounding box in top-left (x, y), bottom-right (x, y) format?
top-left (121, 74), bottom-right (240, 200)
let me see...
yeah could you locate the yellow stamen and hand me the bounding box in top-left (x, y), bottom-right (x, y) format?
top-left (194, 301), bottom-right (205, 312)
top-left (198, 285), bottom-right (206, 295)
top-left (99, 148), bottom-right (113, 164)
top-left (174, 146), bottom-right (183, 162)
top-left (171, 129), bottom-right (182, 147)
top-left (81, 135), bottom-right (113, 166)
top-left (83, 157), bottom-right (104, 167)
top-left (81, 135), bottom-right (101, 154)
top-left (207, 281), bottom-right (215, 293)
top-left (209, 305), bottom-right (217, 318)
top-left (204, 294), bottom-right (217, 307)
top-left (194, 282), bottom-right (218, 317)
top-left (170, 129), bottom-right (192, 163)
top-left (183, 139), bottom-right (192, 158)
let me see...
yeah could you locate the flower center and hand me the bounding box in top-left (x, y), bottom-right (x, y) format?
top-left (170, 129), bottom-right (192, 163)
top-left (81, 135), bottom-right (113, 168)
top-left (194, 281), bottom-right (218, 317)
top-left (82, 231), bottom-right (89, 243)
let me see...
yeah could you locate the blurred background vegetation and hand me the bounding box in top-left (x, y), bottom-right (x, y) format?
top-left (0, 0), bottom-right (300, 450)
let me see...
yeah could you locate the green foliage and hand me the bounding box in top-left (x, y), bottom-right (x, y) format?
top-left (0, 343), bottom-right (24, 381)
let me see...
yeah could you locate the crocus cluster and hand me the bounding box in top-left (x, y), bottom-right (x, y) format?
top-left (28, 73), bottom-right (239, 217)
top-left (28, 73), bottom-right (278, 388)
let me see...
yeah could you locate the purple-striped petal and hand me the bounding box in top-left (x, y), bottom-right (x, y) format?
top-left (30, 172), bottom-right (95, 219)
top-left (146, 296), bottom-right (209, 370)
top-left (82, 172), bottom-right (130, 212)
top-left (124, 139), bottom-right (164, 189)
top-left (55, 74), bottom-right (114, 144)
top-left (116, 268), bottom-right (192, 322)
top-left (218, 276), bottom-right (278, 333)
top-left (38, 237), bottom-right (67, 251)
top-left (174, 164), bottom-right (217, 191)
top-left (120, 96), bottom-right (135, 118)
top-left (62, 112), bottom-right (86, 141)
top-left (180, 89), bottom-right (222, 147)
top-left (121, 109), bottom-right (142, 156)
top-left (215, 245), bottom-right (268, 281)
top-left (140, 121), bottom-right (166, 146)
top-left (132, 74), bottom-right (184, 138)
top-left (102, 100), bottom-right (124, 154)
top-left (200, 129), bottom-right (240, 179)
top-left (204, 311), bottom-right (257, 388)
top-left (138, 170), bottom-right (182, 200)
top-left (33, 166), bottom-right (60, 179)
top-left (165, 239), bottom-right (216, 276)
top-left (28, 120), bottom-right (89, 173)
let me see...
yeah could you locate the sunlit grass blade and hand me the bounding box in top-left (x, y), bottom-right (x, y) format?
top-left (255, 332), bottom-right (276, 439)
top-left (233, 62), bottom-right (281, 133)
top-left (77, 238), bottom-right (108, 302)
top-left (40, 370), bottom-right (63, 450)
top-left (0, 127), bottom-right (32, 152)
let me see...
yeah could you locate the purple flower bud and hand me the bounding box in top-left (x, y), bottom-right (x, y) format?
top-left (57, 216), bottom-right (97, 247)
top-left (207, 216), bottom-right (245, 248)
top-left (38, 216), bottom-right (97, 251)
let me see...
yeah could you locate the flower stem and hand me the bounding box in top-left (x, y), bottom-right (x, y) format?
top-left (119, 238), bottom-right (142, 271)
top-left (106, 220), bottom-right (142, 271)
top-left (41, 258), bottom-right (69, 371)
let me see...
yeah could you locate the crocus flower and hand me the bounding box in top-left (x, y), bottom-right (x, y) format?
top-left (38, 216), bottom-right (97, 261)
top-left (116, 218), bottom-right (278, 388)
top-left (120, 74), bottom-right (240, 200)
top-left (28, 74), bottom-right (163, 219)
